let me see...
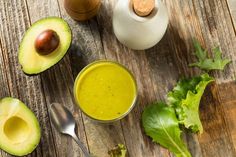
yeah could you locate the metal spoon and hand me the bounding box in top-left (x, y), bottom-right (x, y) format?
top-left (49, 103), bottom-right (91, 157)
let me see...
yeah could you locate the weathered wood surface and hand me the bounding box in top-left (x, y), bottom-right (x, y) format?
top-left (0, 0), bottom-right (235, 157)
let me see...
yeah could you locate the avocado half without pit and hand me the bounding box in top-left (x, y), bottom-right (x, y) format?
top-left (0, 97), bottom-right (41, 156)
top-left (18, 17), bottom-right (72, 74)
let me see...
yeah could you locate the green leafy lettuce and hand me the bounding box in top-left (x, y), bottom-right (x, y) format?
top-left (167, 73), bottom-right (214, 133)
top-left (108, 144), bottom-right (127, 157)
top-left (142, 102), bottom-right (191, 157)
top-left (189, 40), bottom-right (231, 71)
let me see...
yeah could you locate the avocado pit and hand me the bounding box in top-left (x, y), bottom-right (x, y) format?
top-left (35, 29), bottom-right (60, 55)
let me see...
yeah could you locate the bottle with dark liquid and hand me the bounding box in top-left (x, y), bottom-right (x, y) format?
top-left (64, 0), bottom-right (101, 21)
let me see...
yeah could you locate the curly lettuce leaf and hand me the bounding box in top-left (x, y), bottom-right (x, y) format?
top-left (189, 40), bottom-right (231, 71)
top-left (167, 73), bottom-right (214, 133)
top-left (142, 102), bottom-right (191, 157)
top-left (108, 144), bottom-right (127, 157)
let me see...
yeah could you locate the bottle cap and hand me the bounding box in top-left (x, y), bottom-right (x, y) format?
top-left (132, 0), bottom-right (155, 17)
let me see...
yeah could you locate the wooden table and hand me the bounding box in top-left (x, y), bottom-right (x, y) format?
top-left (0, 0), bottom-right (236, 157)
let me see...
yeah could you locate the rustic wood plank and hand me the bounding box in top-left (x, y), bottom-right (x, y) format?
top-left (81, 0), bottom-right (236, 156)
top-left (0, 23), bottom-right (12, 157)
top-left (227, 0), bottom-right (236, 29)
top-left (56, 0), bottom-right (236, 156)
top-left (96, 0), bottom-right (199, 156)
top-left (95, 1), bottom-right (174, 156)
top-left (0, 0), bottom-right (57, 156)
top-left (218, 82), bottom-right (236, 150)
top-left (199, 83), bottom-right (236, 157)
top-left (0, 39), bottom-right (10, 98)
top-left (0, 48), bottom-right (11, 157)
top-left (1, 0), bottom-right (236, 157)
top-left (25, 0), bottom-right (90, 156)
top-left (198, 0), bottom-right (236, 82)
top-left (96, 0), bottom-right (204, 156)
top-left (50, 0), bottom-right (127, 156)
top-left (164, 0), bottom-right (236, 156)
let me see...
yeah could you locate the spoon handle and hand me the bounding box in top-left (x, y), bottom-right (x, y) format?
top-left (71, 132), bottom-right (91, 157)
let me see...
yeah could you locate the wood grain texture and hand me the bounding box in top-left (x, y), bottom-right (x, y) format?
top-left (25, 0), bottom-right (90, 156)
top-left (56, 0), bottom-right (127, 156)
top-left (0, 0), bottom-right (57, 157)
top-left (164, 0), bottom-right (236, 156)
top-left (95, 1), bottom-right (176, 156)
top-left (218, 82), bottom-right (236, 150)
top-left (0, 0), bottom-right (236, 157)
top-left (227, 0), bottom-right (236, 29)
top-left (199, 83), bottom-right (236, 157)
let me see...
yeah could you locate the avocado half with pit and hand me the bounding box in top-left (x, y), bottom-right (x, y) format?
top-left (0, 97), bottom-right (41, 156)
top-left (18, 17), bottom-right (72, 74)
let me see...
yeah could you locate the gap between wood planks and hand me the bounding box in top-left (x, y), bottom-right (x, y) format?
top-left (0, 37), bottom-right (11, 96)
top-left (23, 0), bottom-right (59, 156)
top-left (55, 0), bottom-right (132, 156)
top-left (226, 0), bottom-right (236, 34)
top-left (1, 0), bottom-right (236, 156)
top-left (26, 1), bottom-right (89, 156)
top-left (88, 9), bottom-right (130, 154)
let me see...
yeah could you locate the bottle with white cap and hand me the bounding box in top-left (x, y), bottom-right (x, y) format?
top-left (113, 0), bottom-right (169, 50)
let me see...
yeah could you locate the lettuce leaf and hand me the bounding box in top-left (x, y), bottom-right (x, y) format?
top-left (167, 73), bottom-right (214, 133)
top-left (142, 102), bottom-right (191, 157)
top-left (189, 40), bottom-right (231, 71)
top-left (108, 144), bottom-right (127, 157)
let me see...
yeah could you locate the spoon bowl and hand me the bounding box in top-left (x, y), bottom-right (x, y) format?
top-left (49, 103), bottom-right (91, 157)
top-left (50, 103), bottom-right (75, 134)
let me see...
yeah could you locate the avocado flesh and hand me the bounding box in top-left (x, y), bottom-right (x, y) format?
top-left (18, 17), bottom-right (72, 74)
top-left (0, 97), bottom-right (41, 156)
